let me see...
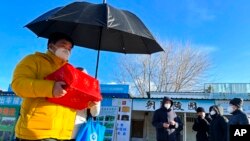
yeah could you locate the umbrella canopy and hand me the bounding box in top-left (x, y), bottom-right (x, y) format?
top-left (26, 1), bottom-right (164, 77)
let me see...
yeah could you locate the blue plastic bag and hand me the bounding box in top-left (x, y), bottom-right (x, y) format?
top-left (76, 118), bottom-right (106, 141)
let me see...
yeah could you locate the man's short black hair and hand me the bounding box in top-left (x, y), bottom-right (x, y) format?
top-left (196, 107), bottom-right (205, 113)
top-left (47, 32), bottom-right (74, 47)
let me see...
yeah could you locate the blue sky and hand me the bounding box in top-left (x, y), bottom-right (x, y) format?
top-left (1, 0), bottom-right (250, 90)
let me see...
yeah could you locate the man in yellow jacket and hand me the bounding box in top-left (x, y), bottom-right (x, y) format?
top-left (12, 32), bottom-right (79, 141)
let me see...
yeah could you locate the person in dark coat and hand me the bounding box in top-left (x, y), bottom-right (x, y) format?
top-left (152, 97), bottom-right (183, 141)
top-left (192, 107), bottom-right (210, 141)
top-left (227, 98), bottom-right (249, 125)
top-left (208, 105), bottom-right (228, 141)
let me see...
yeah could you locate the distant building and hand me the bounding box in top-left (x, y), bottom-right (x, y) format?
top-left (100, 83), bottom-right (250, 141)
top-left (130, 83), bottom-right (250, 141)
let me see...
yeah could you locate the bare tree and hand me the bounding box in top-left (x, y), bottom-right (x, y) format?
top-left (116, 41), bottom-right (211, 97)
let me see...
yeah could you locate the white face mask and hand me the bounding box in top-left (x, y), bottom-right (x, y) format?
top-left (197, 112), bottom-right (205, 118)
top-left (210, 110), bottom-right (216, 115)
top-left (201, 112), bottom-right (205, 118)
top-left (55, 48), bottom-right (71, 61)
top-left (164, 103), bottom-right (171, 109)
top-left (227, 106), bottom-right (234, 114)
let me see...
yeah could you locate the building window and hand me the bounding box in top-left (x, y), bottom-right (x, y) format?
top-left (131, 120), bottom-right (144, 138)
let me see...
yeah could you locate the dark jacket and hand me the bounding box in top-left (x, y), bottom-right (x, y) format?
top-left (228, 109), bottom-right (249, 125)
top-left (192, 114), bottom-right (210, 141)
top-left (209, 105), bottom-right (228, 141)
top-left (152, 97), bottom-right (183, 141)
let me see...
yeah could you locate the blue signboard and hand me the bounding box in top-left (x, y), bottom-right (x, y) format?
top-left (101, 84), bottom-right (129, 94)
top-left (0, 96), bottom-right (22, 106)
top-left (101, 84), bottom-right (130, 98)
top-left (101, 98), bottom-right (113, 106)
top-left (133, 98), bottom-right (215, 112)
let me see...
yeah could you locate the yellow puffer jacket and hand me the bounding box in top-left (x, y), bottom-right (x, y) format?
top-left (11, 51), bottom-right (76, 140)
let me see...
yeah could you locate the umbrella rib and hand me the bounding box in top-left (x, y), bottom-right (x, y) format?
top-left (78, 4), bottom-right (91, 23)
top-left (37, 5), bottom-right (76, 36)
top-left (120, 10), bottom-right (134, 35)
top-left (51, 11), bottom-right (79, 20)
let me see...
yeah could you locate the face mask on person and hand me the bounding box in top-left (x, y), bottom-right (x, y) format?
top-left (164, 103), bottom-right (171, 109)
top-left (227, 106), bottom-right (234, 113)
top-left (49, 45), bottom-right (71, 61)
top-left (199, 112), bottom-right (205, 118)
top-left (210, 110), bottom-right (216, 115)
top-left (55, 48), bottom-right (70, 61)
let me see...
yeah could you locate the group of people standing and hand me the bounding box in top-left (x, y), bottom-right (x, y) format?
top-left (152, 97), bottom-right (249, 141)
top-left (193, 97), bottom-right (249, 141)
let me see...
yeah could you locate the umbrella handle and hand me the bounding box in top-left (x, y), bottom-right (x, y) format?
top-left (95, 49), bottom-right (100, 79)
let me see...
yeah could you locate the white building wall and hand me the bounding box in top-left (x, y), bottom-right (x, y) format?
top-left (186, 121), bottom-right (196, 141)
top-left (131, 111), bottom-right (156, 141)
top-left (146, 112), bottom-right (156, 141)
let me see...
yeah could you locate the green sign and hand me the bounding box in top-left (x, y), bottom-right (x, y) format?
top-left (0, 105), bottom-right (20, 140)
top-left (0, 93), bottom-right (22, 140)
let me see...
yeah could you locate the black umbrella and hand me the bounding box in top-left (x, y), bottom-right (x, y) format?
top-left (26, 1), bottom-right (164, 78)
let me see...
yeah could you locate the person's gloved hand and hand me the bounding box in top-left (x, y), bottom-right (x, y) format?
top-left (163, 123), bottom-right (170, 128)
top-left (88, 101), bottom-right (101, 117)
top-left (52, 81), bottom-right (67, 98)
top-left (170, 120), bottom-right (176, 126)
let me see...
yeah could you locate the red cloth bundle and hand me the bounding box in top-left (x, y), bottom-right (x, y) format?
top-left (45, 63), bottom-right (102, 110)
